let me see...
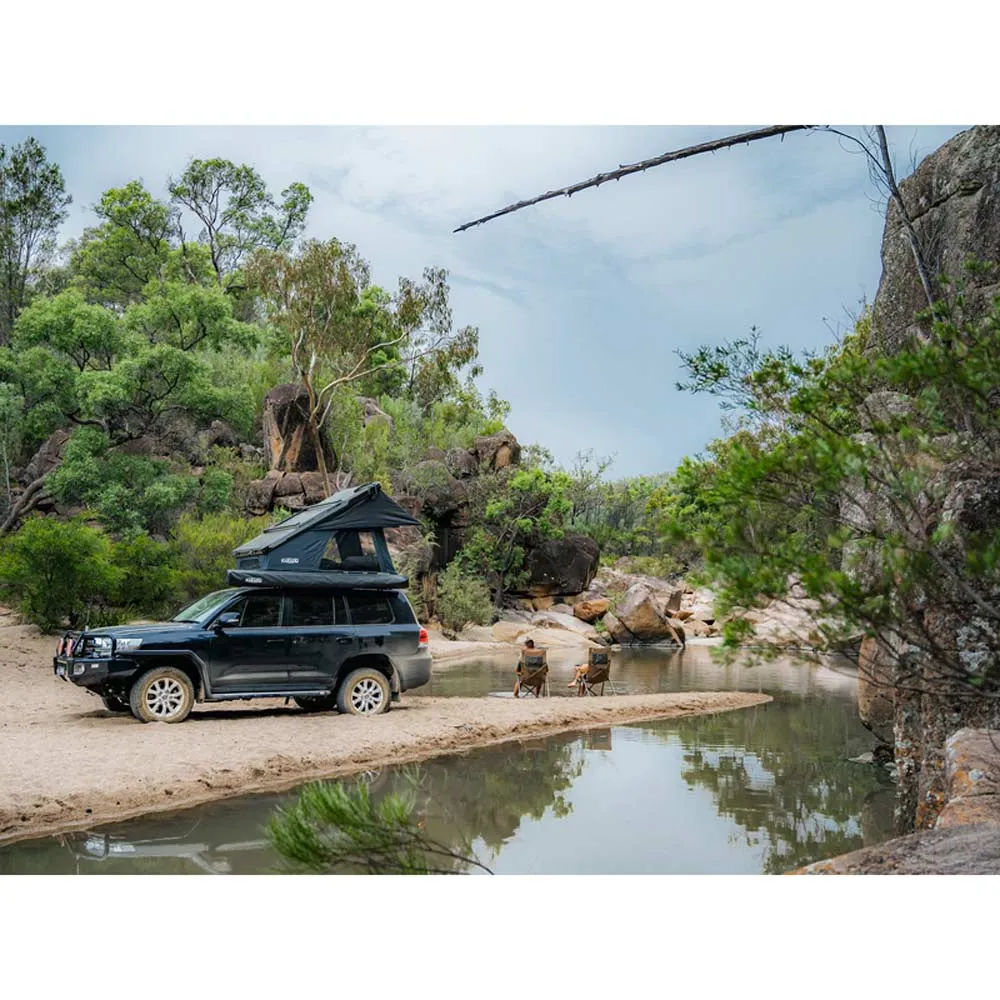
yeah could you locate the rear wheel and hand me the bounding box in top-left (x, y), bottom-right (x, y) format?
top-left (336, 668), bottom-right (390, 716)
top-left (294, 695), bottom-right (337, 713)
top-left (129, 667), bottom-right (195, 724)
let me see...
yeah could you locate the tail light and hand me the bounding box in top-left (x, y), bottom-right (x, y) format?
top-left (418, 627), bottom-right (429, 648)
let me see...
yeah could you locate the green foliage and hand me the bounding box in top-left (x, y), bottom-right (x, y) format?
top-left (673, 268), bottom-right (1000, 692)
top-left (267, 777), bottom-right (490, 875)
top-left (168, 158), bottom-right (312, 288)
top-left (0, 516), bottom-right (119, 631)
top-left (70, 181), bottom-right (177, 307)
top-left (47, 428), bottom-right (199, 535)
top-left (435, 561), bottom-right (494, 630)
top-left (169, 510), bottom-right (269, 602)
top-left (110, 533), bottom-right (177, 618)
top-left (1, 137), bottom-right (72, 343)
top-left (455, 466), bottom-right (575, 608)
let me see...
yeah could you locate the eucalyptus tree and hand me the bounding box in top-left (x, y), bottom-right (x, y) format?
top-left (0, 137), bottom-right (72, 344)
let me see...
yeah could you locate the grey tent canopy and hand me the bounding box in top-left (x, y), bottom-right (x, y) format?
top-left (230, 482), bottom-right (420, 587)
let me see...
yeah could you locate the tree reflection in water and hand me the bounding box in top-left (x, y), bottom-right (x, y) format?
top-left (395, 735), bottom-right (586, 869)
top-left (672, 697), bottom-right (893, 873)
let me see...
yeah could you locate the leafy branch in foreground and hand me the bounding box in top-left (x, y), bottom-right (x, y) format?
top-left (266, 777), bottom-right (493, 875)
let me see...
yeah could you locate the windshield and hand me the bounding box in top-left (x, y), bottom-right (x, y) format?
top-left (171, 589), bottom-right (241, 624)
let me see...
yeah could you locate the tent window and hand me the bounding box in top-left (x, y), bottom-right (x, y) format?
top-left (320, 530), bottom-right (380, 572)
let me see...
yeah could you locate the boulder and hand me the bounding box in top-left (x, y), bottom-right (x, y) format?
top-left (262, 383), bottom-right (336, 473)
top-left (201, 419), bottom-right (239, 450)
top-left (360, 397), bottom-right (393, 429)
top-left (873, 126), bottom-right (1000, 354)
top-left (683, 618), bottom-right (715, 638)
top-left (574, 598), bottom-right (610, 623)
top-left (409, 460), bottom-right (467, 519)
top-left (23, 429), bottom-right (70, 482)
top-left (300, 471), bottom-right (328, 505)
top-left (612, 584), bottom-right (685, 644)
top-left (520, 533), bottom-right (600, 598)
top-left (445, 447), bottom-right (479, 479)
top-left (492, 620), bottom-right (531, 643)
top-left (531, 610), bottom-right (602, 642)
top-left (457, 624), bottom-right (496, 643)
top-left (239, 443), bottom-right (266, 464)
top-left (550, 603), bottom-right (575, 616)
top-left (244, 476), bottom-right (278, 515)
top-left (602, 612), bottom-right (631, 645)
top-left (474, 430), bottom-right (521, 471)
top-left (532, 597), bottom-right (556, 611)
top-left (273, 472), bottom-right (304, 498)
top-left (857, 636), bottom-right (896, 745)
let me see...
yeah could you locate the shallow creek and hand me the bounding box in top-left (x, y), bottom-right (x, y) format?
top-left (0, 645), bottom-right (894, 874)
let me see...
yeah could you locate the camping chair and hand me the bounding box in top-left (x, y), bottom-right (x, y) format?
top-left (577, 648), bottom-right (617, 697)
top-left (515, 649), bottom-right (549, 698)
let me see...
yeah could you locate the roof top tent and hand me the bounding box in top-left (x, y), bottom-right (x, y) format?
top-left (228, 482), bottom-right (420, 590)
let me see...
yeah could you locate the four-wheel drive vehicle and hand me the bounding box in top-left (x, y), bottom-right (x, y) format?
top-left (53, 586), bottom-right (431, 723)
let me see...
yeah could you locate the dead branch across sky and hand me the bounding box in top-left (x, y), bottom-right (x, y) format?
top-left (453, 125), bottom-right (813, 233)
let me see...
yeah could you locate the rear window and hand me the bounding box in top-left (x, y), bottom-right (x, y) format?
top-left (288, 593), bottom-right (340, 627)
top-left (346, 592), bottom-right (395, 625)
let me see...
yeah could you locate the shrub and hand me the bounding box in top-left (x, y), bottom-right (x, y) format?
top-left (434, 561), bottom-right (493, 631)
top-left (169, 511), bottom-right (269, 602)
top-left (0, 516), bottom-right (120, 632)
top-left (197, 467), bottom-right (235, 514)
top-left (111, 533), bottom-right (178, 618)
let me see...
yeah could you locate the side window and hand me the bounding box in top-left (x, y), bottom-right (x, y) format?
top-left (234, 594), bottom-right (282, 628)
top-left (288, 593), bottom-right (337, 627)
top-left (346, 592), bottom-right (395, 626)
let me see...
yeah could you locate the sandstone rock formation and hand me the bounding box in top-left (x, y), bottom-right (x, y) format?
top-left (517, 533), bottom-right (600, 598)
top-left (261, 383), bottom-right (336, 474)
top-left (874, 125), bottom-right (1000, 353)
top-left (604, 583), bottom-right (685, 645)
top-left (855, 126), bottom-right (1000, 831)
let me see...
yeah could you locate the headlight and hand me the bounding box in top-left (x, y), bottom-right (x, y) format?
top-left (116, 638), bottom-right (142, 652)
top-left (92, 636), bottom-right (113, 655)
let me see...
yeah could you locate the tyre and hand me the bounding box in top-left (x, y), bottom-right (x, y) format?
top-left (336, 668), bottom-right (391, 716)
top-left (129, 667), bottom-right (195, 724)
top-left (294, 695), bottom-right (337, 713)
top-left (101, 693), bottom-right (131, 714)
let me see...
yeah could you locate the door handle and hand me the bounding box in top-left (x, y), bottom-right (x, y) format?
top-left (336, 636), bottom-right (352, 645)
top-left (265, 638), bottom-right (284, 645)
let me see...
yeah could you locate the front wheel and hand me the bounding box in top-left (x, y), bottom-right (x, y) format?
top-left (129, 667), bottom-right (195, 724)
top-left (336, 668), bottom-right (391, 716)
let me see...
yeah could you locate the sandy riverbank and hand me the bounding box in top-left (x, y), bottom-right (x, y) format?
top-left (0, 622), bottom-right (769, 845)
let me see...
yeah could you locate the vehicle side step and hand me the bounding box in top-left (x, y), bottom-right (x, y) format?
top-left (202, 690), bottom-right (333, 702)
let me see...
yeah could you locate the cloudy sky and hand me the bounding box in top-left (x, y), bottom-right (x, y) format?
top-left (0, 125), bottom-right (966, 478)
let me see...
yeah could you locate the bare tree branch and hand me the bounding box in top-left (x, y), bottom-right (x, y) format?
top-left (454, 125), bottom-right (814, 232)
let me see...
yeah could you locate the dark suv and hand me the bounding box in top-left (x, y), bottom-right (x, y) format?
top-left (54, 586), bottom-right (431, 723)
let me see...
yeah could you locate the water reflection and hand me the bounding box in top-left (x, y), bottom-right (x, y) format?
top-left (0, 647), bottom-right (893, 875)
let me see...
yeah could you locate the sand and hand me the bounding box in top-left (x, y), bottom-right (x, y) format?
top-left (0, 621), bottom-right (770, 845)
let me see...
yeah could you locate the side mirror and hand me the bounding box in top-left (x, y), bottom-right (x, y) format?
top-left (213, 612), bottom-right (241, 631)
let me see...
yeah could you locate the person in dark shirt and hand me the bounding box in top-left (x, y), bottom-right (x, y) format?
top-left (513, 638), bottom-right (536, 697)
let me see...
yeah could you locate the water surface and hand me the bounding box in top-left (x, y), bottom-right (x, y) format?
top-left (0, 646), bottom-right (893, 875)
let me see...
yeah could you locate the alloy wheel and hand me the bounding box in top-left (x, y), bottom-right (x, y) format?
top-left (350, 677), bottom-right (385, 714)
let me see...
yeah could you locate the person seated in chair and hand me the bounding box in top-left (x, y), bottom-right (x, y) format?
top-left (513, 638), bottom-right (537, 697)
top-left (568, 660), bottom-right (589, 692)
